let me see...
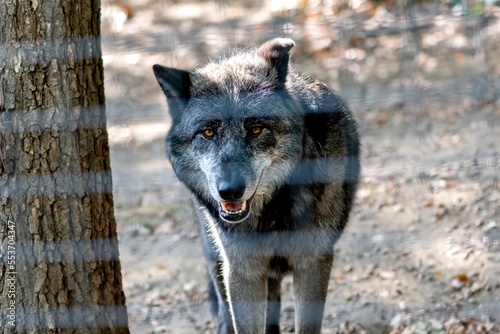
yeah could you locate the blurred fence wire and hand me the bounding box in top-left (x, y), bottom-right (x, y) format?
top-left (55, 0), bottom-right (500, 332)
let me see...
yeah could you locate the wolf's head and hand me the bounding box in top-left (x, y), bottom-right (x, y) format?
top-left (153, 38), bottom-right (304, 224)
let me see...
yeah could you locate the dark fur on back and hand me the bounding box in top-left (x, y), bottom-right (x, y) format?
top-left (153, 38), bottom-right (360, 334)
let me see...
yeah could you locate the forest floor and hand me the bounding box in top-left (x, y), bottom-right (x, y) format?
top-left (102, 1), bottom-right (500, 333)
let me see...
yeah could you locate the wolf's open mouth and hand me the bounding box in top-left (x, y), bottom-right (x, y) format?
top-left (219, 201), bottom-right (250, 223)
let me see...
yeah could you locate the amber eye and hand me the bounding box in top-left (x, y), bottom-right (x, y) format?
top-left (203, 129), bottom-right (215, 138)
top-left (251, 126), bottom-right (262, 136)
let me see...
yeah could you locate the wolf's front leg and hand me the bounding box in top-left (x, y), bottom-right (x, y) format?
top-left (224, 262), bottom-right (267, 334)
top-left (292, 254), bottom-right (334, 334)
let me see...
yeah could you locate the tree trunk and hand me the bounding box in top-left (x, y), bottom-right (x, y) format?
top-left (0, 1), bottom-right (129, 333)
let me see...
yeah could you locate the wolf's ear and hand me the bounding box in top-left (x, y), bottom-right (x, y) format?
top-left (152, 64), bottom-right (191, 120)
top-left (257, 38), bottom-right (295, 89)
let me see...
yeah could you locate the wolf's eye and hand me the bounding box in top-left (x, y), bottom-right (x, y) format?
top-left (203, 129), bottom-right (215, 138)
top-left (251, 126), bottom-right (262, 136)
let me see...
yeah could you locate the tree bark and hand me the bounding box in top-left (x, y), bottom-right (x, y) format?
top-left (0, 1), bottom-right (129, 332)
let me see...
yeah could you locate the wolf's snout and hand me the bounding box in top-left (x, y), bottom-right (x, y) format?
top-left (217, 176), bottom-right (250, 223)
top-left (217, 178), bottom-right (245, 201)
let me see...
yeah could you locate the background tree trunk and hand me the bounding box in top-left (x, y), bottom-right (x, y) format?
top-left (0, 1), bottom-right (129, 332)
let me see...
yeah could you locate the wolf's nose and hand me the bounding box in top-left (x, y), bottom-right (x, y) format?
top-left (218, 179), bottom-right (245, 201)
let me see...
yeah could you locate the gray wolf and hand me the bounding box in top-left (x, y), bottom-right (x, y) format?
top-left (153, 38), bottom-right (360, 334)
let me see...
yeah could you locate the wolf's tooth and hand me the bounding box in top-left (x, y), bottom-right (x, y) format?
top-left (221, 201), bottom-right (247, 214)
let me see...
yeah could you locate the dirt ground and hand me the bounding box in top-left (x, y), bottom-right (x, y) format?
top-left (102, 1), bottom-right (500, 333)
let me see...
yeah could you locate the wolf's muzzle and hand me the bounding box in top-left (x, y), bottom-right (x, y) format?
top-left (217, 178), bottom-right (250, 223)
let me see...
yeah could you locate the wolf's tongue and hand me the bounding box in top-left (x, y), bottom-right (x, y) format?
top-left (224, 202), bottom-right (242, 212)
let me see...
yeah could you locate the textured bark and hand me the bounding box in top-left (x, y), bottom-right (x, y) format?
top-left (0, 1), bottom-right (129, 333)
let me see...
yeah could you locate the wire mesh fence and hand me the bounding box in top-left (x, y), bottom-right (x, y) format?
top-left (1, 0), bottom-right (499, 333)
